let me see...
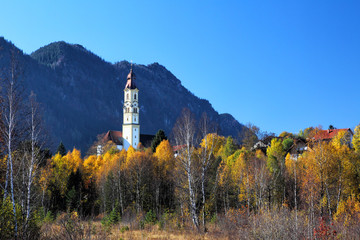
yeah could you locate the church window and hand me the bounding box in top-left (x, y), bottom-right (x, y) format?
top-left (135, 117), bottom-right (137, 121)
top-left (134, 94), bottom-right (137, 100)
top-left (135, 135), bottom-right (136, 138)
top-left (126, 93), bottom-right (129, 100)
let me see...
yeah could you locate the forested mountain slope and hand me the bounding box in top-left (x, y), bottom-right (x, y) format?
top-left (0, 37), bottom-right (245, 152)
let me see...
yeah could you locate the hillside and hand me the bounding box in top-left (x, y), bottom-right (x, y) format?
top-left (0, 37), bottom-right (245, 152)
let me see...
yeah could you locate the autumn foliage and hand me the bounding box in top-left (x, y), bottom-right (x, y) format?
top-left (1, 118), bottom-right (360, 239)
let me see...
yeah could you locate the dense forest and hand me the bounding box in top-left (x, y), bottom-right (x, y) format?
top-left (1, 50), bottom-right (360, 240)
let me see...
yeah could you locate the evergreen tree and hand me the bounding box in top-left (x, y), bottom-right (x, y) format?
top-left (151, 129), bottom-right (167, 152)
top-left (57, 141), bottom-right (66, 156)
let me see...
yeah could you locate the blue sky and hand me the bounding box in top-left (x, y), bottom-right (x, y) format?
top-left (1, 1), bottom-right (359, 135)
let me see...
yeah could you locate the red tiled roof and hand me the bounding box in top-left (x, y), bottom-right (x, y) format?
top-left (103, 130), bottom-right (155, 148)
top-left (173, 145), bottom-right (187, 152)
top-left (104, 130), bottom-right (123, 145)
top-left (313, 128), bottom-right (352, 140)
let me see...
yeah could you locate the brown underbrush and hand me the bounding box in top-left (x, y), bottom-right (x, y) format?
top-left (39, 208), bottom-right (360, 240)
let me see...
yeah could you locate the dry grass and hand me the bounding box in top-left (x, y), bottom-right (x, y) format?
top-left (113, 229), bottom-right (223, 240)
top-left (40, 220), bottom-right (231, 240)
top-left (39, 208), bottom-right (360, 239)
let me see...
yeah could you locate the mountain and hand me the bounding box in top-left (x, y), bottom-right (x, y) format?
top-left (0, 37), bottom-right (245, 153)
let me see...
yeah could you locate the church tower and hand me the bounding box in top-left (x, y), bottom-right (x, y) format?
top-left (122, 65), bottom-right (140, 150)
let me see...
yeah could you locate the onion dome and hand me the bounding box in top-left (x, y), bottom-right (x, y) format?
top-left (125, 65), bottom-right (137, 89)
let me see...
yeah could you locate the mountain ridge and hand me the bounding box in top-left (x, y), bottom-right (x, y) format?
top-left (0, 37), bottom-right (245, 152)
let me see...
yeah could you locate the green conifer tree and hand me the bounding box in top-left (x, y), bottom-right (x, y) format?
top-left (151, 129), bottom-right (167, 152)
top-left (57, 141), bottom-right (66, 156)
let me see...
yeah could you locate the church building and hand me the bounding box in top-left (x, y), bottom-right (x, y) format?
top-left (99, 65), bottom-right (154, 154)
top-left (122, 66), bottom-right (140, 149)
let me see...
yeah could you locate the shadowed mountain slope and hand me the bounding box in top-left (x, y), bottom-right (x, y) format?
top-left (0, 37), bottom-right (245, 152)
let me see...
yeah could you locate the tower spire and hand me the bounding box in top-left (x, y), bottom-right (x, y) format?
top-left (125, 61), bottom-right (137, 89)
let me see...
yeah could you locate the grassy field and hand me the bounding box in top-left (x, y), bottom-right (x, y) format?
top-left (40, 220), bottom-right (231, 240)
top-left (37, 209), bottom-right (360, 239)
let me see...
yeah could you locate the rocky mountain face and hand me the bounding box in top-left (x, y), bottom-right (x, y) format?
top-left (0, 37), bottom-right (245, 153)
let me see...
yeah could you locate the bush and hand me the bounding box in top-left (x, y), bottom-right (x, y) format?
top-left (139, 210), bottom-right (157, 229)
top-left (101, 204), bottom-right (121, 227)
top-left (0, 197), bottom-right (41, 239)
top-left (120, 225), bottom-right (129, 233)
top-left (0, 197), bottom-right (18, 239)
top-left (144, 210), bottom-right (156, 224)
top-left (109, 207), bottom-right (121, 224)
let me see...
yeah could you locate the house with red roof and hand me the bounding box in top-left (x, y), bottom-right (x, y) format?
top-left (313, 128), bottom-right (353, 147)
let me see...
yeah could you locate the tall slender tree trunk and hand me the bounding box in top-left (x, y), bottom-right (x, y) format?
top-left (246, 173), bottom-right (250, 216)
top-left (8, 82), bottom-right (18, 238)
top-left (293, 160), bottom-right (298, 237)
top-left (118, 170), bottom-right (124, 215)
top-left (156, 185), bottom-right (160, 216)
top-left (201, 168), bottom-right (206, 231)
top-left (136, 174), bottom-right (140, 213)
top-left (4, 159), bottom-right (9, 200)
top-left (187, 161), bottom-right (199, 230)
top-left (26, 116), bottom-right (36, 221)
top-left (325, 182), bottom-right (332, 219)
top-left (336, 174), bottom-right (342, 212)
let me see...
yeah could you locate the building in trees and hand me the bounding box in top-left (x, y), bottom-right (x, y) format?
top-left (251, 136), bottom-right (279, 153)
top-left (288, 138), bottom-right (308, 160)
top-left (100, 65), bottom-right (154, 152)
top-left (313, 128), bottom-right (353, 146)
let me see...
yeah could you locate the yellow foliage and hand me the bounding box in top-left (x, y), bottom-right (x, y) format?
top-left (285, 153), bottom-right (299, 178)
top-left (38, 163), bottom-right (52, 192)
top-left (230, 148), bottom-right (255, 204)
top-left (83, 155), bottom-right (101, 185)
top-left (154, 140), bottom-right (174, 177)
top-left (200, 133), bottom-right (225, 156)
top-left (255, 149), bottom-right (265, 159)
top-left (299, 140), bottom-right (359, 215)
top-left (332, 130), bottom-right (351, 150)
top-left (66, 148), bottom-right (82, 173)
top-left (352, 124), bottom-right (360, 154)
top-left (218, 161), bottom-right (231, 188)
top-left (50, 148), bottom-right (83, 195)
top-left (126, 145), bottom-right (135, 163)
top-left (266, 138), bottom-right (285, 161)
top-left (334, 195), bottom-right (360, 225)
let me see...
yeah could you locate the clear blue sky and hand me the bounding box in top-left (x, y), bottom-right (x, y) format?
top-left (1, 0), bottom-right (359, 135)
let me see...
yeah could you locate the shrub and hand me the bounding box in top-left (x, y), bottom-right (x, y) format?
top-left (144, 210), bottom-right (156, 224)
top-left (120, 225), bottom-right (129, 233)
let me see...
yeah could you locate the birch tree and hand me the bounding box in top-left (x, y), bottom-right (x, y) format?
top-left (172, 108), bottom-right (200, 230)
top-left (198, 113), bottom-right (224, 231)
top-left (24, 92), bottom-right (43, 224)
top-left (0, 49), bottom-right (23, 238)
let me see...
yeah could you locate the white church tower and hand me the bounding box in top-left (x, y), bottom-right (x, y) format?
top-left (122, 65), bottom-right (140, 150)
